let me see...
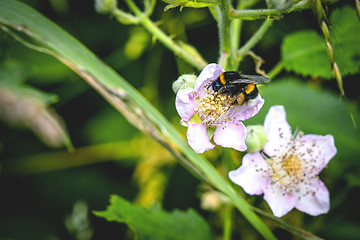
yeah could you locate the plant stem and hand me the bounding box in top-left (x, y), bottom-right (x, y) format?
top-left (124, 0), bottom-right (207, 70)
top-left (251, 207), bottom-right (324, 240)
top-left (217, 0), bottom-right (234, 70)
top-left (230, 17), bottom-right (242, 53)
top-left (236, 19), bottom-right (274, 64)
top-left (267, 61), bottom-right (284, 79)
top-left (230, 0), bottom-right (243, 55)
top-left (230, 0), bottom-right (312, 20)
top-left (223, 204), bottom-right (233, 240)
top-left (231, 8), bottom-right (282, 20)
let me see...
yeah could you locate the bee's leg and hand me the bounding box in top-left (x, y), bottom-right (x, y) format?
top-left (218, 86), bottom-right (227, 94)
top-left (236, 93), bottom-right (245, 105)
top-left (209, 81), bottom-right (222, 92)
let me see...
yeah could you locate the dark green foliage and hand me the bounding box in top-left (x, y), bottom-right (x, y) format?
top-left (0, 0), bottom-right (359, 239)
top-left (281, 5), bottom-right (360, 78)
top-left (94, 195), bottom-right (213, 240)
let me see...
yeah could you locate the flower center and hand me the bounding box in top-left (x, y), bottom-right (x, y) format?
top-left (270, 153), bottom-right (305, 192)
top-left (195, 90), bottom-right (235, 125)
top-left (283, 155), bottom-right (303, 178)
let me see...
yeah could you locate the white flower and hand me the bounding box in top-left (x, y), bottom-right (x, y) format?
top-left (229, 105), bottom-right (337, 217)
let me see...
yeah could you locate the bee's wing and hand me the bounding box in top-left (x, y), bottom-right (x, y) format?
top-left (230, 75), bottom-right (270, 85)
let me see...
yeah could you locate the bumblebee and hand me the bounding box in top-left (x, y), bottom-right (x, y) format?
top-left (209, 71), bottom-right (270, 105)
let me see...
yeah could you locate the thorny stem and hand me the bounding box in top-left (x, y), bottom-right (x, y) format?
top-left (231, 8), bottom-right (282, 20)
top-left (230, 0), bottom-right (312, 20)
top-left (312, 0), bottom-right (344, 96)
top-left (124, 0), bottom-right (207, 70)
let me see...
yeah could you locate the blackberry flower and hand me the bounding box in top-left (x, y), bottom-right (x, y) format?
top-left (175, 63), bottom-right (264, 153)
top-left (229, 105), bottom-right (337, 217)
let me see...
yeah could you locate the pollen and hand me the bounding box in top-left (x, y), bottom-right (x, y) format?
top-left (282, 155), bottom-right (303, 178)
top-left (269, 141), bottom-right (308, 193)
top-left (195, 90), bottom-right (235, 125)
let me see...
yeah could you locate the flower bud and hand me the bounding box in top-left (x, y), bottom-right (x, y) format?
top-left (172, 74), bottom-right (196, 94)
top-left (95, 0), bottom-right (117, 14)
top-left (245, 125), bottom-right (267, 153)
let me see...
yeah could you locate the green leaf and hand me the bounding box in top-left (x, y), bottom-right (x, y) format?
top-left (281, 5), bottom-right (360, 78)
top-left (6, 44), bottom-right (74, 85)
top-left (330, 5), bottom-right (360, 76)
top-left (281, 30), bottom-right (332, 78)
top-left (94, 195), bottom-right (213, 240)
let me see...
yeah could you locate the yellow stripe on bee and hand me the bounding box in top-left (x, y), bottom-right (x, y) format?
top-left (219, 73), bottom-right (226, 85)
top-left (245, 84), bottom-right (255, 94)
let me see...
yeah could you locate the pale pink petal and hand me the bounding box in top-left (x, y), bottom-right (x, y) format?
top-left (229, 152), bottom-right (271, 195)
top-left (194, 63), bottom-right (224, 95)
top-left (230, 94), bottom-right (265, 121)
top-left (175, 88), bottom-right (196, 121)
top-left (213, 121), bottom-right (247, 151)
top-left (295, 178), bottom-right (330, 216)
top-left (263, 105), bottom-right (292, 157)
top-left (295, 134), bottom-right (337, 175)
top-left (187, 123), bottom-right (215, 153)
top-left (263, 183), bottom-right (297, 217)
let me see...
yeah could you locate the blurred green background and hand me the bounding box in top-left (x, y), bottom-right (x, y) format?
top-left (0, 0), bottom-right (359, 239)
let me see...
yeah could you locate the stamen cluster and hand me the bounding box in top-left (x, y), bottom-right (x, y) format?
top-left (195, 90), bottom-right (234, 125)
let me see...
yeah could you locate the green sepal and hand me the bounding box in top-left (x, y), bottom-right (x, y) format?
top-left (172, 74), bottom-right (197, 94)
top-left (189, 113), bottom-right (202, 124)
top-left (206, 126), bottom-right (216, 139)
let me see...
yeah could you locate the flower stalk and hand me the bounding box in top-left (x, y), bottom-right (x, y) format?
top-left (217, 0), bottom-right (234, 70)
top-left (223, 204), bottom-right (233, 240)
top-left (124, 0), bottom-right (207, 70)
top-left (236, 19), bottom-right (274, 63)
